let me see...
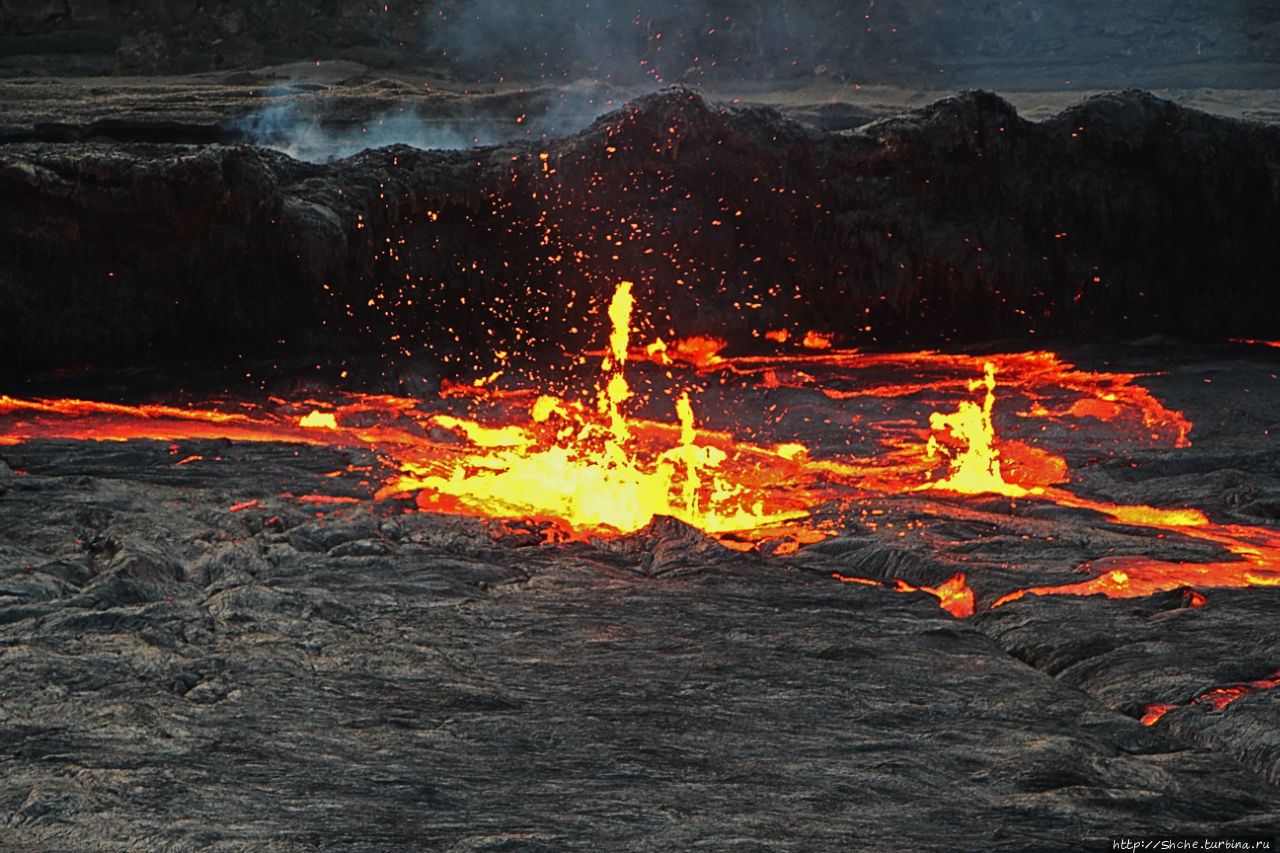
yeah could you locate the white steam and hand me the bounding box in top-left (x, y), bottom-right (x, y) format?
top-left (231, 83), bottom-right (631, 163)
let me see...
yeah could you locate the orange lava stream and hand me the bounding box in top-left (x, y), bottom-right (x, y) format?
top-left (2, 288), bottom-right (1278, 621)
top-left (0, 388), bottom-right (822, 539)
top-left (1141, 668), bottom-right (1280, 726)
top-left (642, 344), bottom-right (1192, 451)
top-left (991, 516), bottom-right (1280, 608)
top-left (0, 391), bottom-right (437, 454)
top-left (834, 571), bottom-right (976, 618)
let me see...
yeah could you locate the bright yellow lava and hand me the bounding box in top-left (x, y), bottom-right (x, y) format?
top-left (920, 361), bottom-right (1038, 498)
top-left (376, 281), bottom-right (810, 536)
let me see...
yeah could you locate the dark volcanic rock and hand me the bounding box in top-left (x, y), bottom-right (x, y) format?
top-left (977, 588), bottom-right (1280, 786)
top-left (1, 345), bottom-right (1279, 848)
top-left (3, 88), bottom-right (1280, 377)
top-left (1, 449), bottom-right (1278, 850)
top-left (0, 143), bottom-right (302, 373)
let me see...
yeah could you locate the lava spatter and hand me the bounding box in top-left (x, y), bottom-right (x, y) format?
top-left (2, 287), bottom-right (1279, 617)
top-left (372, 280), bottom-right (818, 538)
top-left (919, 361), bottom-right (1035, 498)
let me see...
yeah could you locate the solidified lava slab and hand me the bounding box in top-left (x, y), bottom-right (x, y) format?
top-left (2, 87), bottom-right (1280, 375)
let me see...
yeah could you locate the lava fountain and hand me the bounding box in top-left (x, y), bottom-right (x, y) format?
top-left (2, 280), bottom-right (1278, 619)
top-left (375, 281), bottom-right (816, 539)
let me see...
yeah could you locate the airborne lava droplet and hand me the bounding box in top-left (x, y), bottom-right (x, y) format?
top-left (1, 298), bottom-right (1278, 612)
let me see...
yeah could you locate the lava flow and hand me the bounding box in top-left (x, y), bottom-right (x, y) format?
top-left (373, 280), bottom-right (817, 539)
top-left (2, 280), bottom-right (1279, 620)
top-left (833, 571), bottom-right (976, 619)
top-left (1141, 668), bottom-right (1280, 726)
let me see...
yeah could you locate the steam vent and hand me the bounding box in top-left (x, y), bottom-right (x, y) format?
top-left (3, 2), bottom-right (1280, 850)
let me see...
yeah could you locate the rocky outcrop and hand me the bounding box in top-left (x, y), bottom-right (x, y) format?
top-left (2, 87), bottom-right (1279, 375)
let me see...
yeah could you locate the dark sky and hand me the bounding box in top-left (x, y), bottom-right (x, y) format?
top-left (420, 0), bottom-right (1280, 89)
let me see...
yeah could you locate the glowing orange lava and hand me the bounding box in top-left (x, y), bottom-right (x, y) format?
top-left (900, 363), bottom-right (1280, 609)
top-left (1141, 668), bottom-right (1280, 725)
top-left (371, 281), bottom-right (815, 538)
top-left (919, 362), bottom-right (1034, 498)
top-left (2, 284), bottom-right (1277, 622)
top-left (990, 510), bottom-right (1280, 607)
top-left (835, 571), bottom-right (975, 618)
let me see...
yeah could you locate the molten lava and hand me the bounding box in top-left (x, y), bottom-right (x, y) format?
top-left (373, 281), bottom-right (815, 538)
top-left (1141, 668), bottom-right (1280, 726)
top-left (2, 282), bottom-right (1278, 622)
top-left (834, 571), bottom-right (976, 618)
top-left (920, 362), bottom-right (1034, 498)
